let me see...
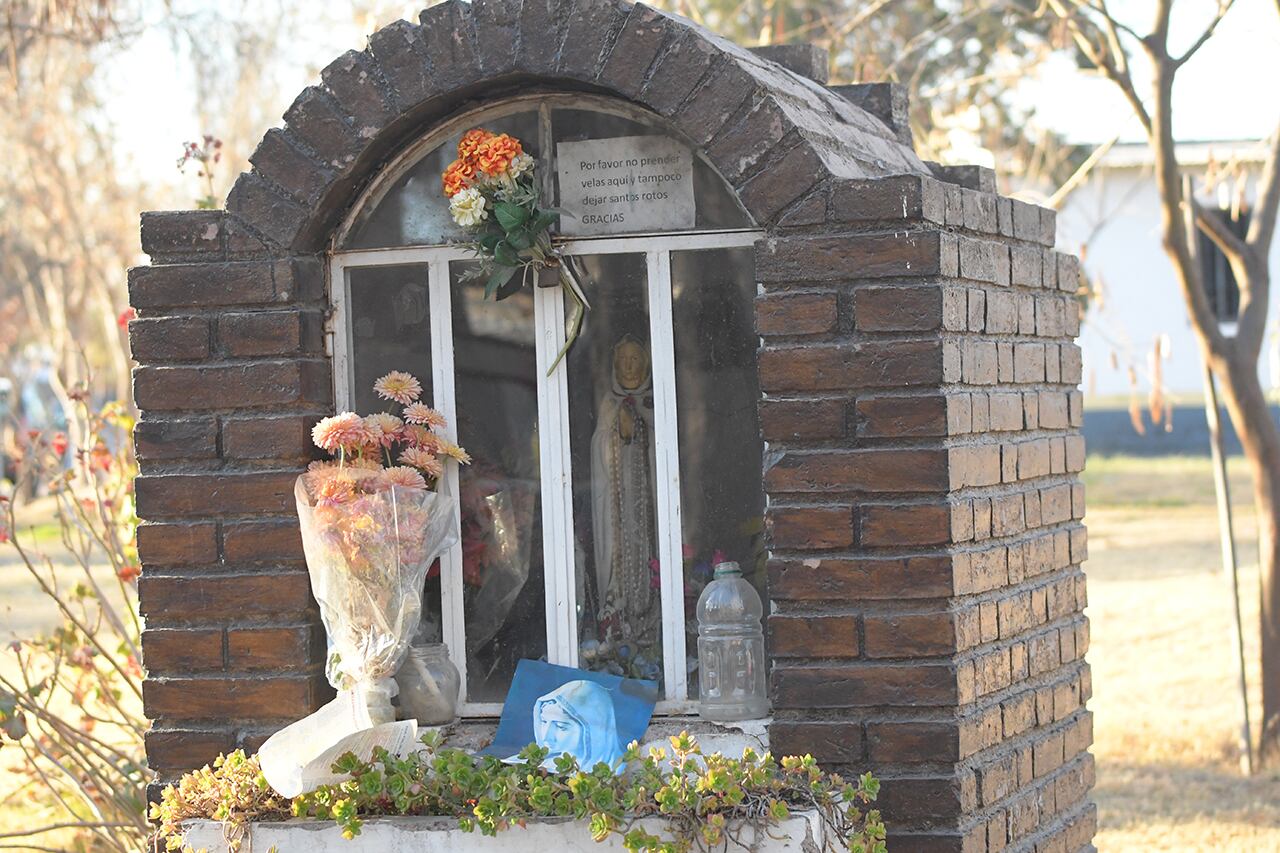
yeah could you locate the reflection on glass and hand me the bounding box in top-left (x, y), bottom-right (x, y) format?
top-left (346, 111), bottom-right (539, 249)
top-left (551, 109), bottom-right (752, 232)
top-left (450, 261), bottom-right (545, 702)
top-left (347, 264), bottom-right (439, 638)
top-left (563, 255), bottom-right (664, 689)
top-left (670, 247), bottom-right (765, 695)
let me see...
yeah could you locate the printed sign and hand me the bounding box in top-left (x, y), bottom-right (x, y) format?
top-left (556, 135), bottom-right (696, 236)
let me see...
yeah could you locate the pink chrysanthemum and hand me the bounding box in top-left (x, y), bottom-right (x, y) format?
top-left (379, 466), bottom-right (428, 491)
top-left (364, 413), bottom-right (404, 447)
top-left (312, 413), bottom-right (378, 452)
top-left (403, 425), bottom-right (444, 452)
top-left (399, 446), bottom-right (444, 479)
top-left (373, 371), bottom-right (422, 406)
top-left (403, 403), bottom-right (447, 429)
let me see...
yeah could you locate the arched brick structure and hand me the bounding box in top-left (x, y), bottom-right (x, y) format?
top-left (130, 2), bottom-right (1095, 851)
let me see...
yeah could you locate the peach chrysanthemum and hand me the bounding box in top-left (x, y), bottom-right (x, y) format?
top-left (399, 446), bottom-right (444, 479)
top-left (439, 440), bottom-right (472, 465)
top-left (312, 413), bottom-right (378, 452)
top-left (403, 403), bottom-right (447, 429)
top-left (364, 413), bottom-right (403, 447)
top-left (475, 133), bottom-right (523, 177)
top-left (312, 475), bottom-right (356, 507)
top-left (457, 128), bottom-right (495, 162)
top-left (373, 371), bottom-right (422, 406)
top-left (378, 466), bottom-right (428, 491)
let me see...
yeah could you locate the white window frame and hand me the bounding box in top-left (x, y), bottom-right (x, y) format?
top-left (327, 95), bottom-right (763, 717)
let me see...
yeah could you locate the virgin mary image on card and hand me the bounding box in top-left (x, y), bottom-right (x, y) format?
top-left (532, 679), bottom-right (626, 772)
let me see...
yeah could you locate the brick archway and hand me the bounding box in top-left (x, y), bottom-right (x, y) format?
top-left (217, 0), bottom-right (926, 255)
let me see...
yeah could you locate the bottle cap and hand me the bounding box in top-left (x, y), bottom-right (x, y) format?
top-left (713, 560), bottom-right (742, 578)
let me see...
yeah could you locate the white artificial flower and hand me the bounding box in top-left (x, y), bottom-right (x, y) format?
top-left (449, 186), bottom-right (488, 227)
top-left (507, 152), bottom-right (534, 180)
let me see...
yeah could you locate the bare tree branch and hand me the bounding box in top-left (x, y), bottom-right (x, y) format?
top-left (1174, 0), bottom-right (1236, 67)
top-left (1248, 124), bottom-right (1280, 257)
top-left (1192, 196), bottom-right (1250, 262)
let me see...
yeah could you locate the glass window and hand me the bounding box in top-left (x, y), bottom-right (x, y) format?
top-left (449, 261), bottom-right (545, 703)
top-left (338, 96), bottom-right (753, 250)
top-left (561, 254), bottom-right (667, 688)
top-left (333, 96), bottom-right (764, 714)
top-left (670, 247), bottom-right (766, 695)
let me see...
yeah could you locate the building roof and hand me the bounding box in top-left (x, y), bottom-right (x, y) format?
top-left (1097, 138), bottom-right (1269, 169)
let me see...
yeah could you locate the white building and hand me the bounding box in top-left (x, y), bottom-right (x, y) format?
top-left (1051, 139), bottom-right (1280, 399)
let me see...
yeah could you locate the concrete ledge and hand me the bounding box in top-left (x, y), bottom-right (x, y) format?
top-left (182, 812), bottom-right (825, 851)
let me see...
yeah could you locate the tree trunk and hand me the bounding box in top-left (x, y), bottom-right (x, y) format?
top-left (1213, 350), bottom-right (1280, 765)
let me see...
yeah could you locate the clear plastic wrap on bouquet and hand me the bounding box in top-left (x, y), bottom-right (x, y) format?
top-left (294, 476), bottom-right (458, 698)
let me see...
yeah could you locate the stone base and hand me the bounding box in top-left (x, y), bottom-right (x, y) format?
top-left (182, 813), bottom-right (825, 852)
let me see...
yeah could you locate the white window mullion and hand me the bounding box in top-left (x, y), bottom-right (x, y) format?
top-left (328, 256), bottom-right (352, 410)
top-left (535, 281), bottom-right (580, 669)
top-left (646, 249), bottom-right (688, 704)
top-left (427, 258), bottom-right (470, 705)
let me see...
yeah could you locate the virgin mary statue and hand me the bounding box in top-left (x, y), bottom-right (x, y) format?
top-left (589, 335), bottom-right (661, 650)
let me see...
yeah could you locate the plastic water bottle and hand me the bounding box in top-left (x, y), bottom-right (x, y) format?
top-left (696, 561), bottom-right (768, 720)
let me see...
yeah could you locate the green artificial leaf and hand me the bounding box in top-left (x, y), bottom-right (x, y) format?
top-left (496, 269), bottom-right (526, 301)
top-left (494, 201), bottom-right (530, 232)
top-left (506, 228), bottom-right (533, 251)
top-left (479, 233), bottom-right (503, 253)
top-left (484, 265), bottom-right (517, 300)
top-left (493, 240), bottom-right (521, 268)
top-left (529, 209), bottom-right (559, 235)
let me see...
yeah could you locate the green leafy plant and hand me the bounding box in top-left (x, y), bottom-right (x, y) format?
top-left (156, 731), bottom-right (886, 853)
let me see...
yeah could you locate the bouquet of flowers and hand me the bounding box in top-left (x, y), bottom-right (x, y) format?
top-left (297, 371), bottom-right (468, 721)
top-left (442, 128), bottom-right (589, 373)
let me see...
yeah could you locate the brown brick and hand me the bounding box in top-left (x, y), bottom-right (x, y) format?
top-left (136, 471), bottom-right (299, 519)
top-left (1028, 631), bottom-right (1061, 677)
top-left (865, 611), bottom-right (963, 657)
top-left (1010, 245), bottom-right (1042, 287)
top-left (137, 522), bottom-right (218, 566)
top-left (759, 398), bottom-right (846, 441)
top-left (949, 444), bottom-right (1001, 488)
top-left (989, 393), bottom-right (1023, 431)
top-left (967, 288), bottom-right (986, 331)
top-left (139, 572), bottom-right (314, 624)
top-left (867, 721), bottom-right (962, 763)
top-left (855, 394), bottom-right (948, 437)
top-left (978, 754), bottom-right (1018, 806)
top-left (1061, 344), bottom-right (1083, 384)
top-left (769, 721), bottom-right (864, 763)
top-left (769, 554), bottom-right (957, 601)
top-left (222, 519), bottom-right (305, 563)
top-left (145, 728), bottom-right (236, 772)
top-left (860, 502), bottom-right (953, 546)
top-left (129, 259), bottom-right (320, 309)
top-left (854, 286), bottom-right (944, 331)
top-left (992, 493), bottom-right (1026, 536)
top-left (757, 231), bottom-right (947, 282)
top-left (1025, 490), bottom-right (1043, 528)
top-left (1013, 343), bottom-right (1045, 383)
top-left (143, 675), bottom-right (324, 721)
top-left (1048, 437), bottom-right (1067, 474)
top-left (1017, 292), bottom-right (1036, 334)
top-left (218, 310), bottom-right (321, 357)
top-left (947, 394), bottom-right (973, 434)
top-left (998, 592), bottom-right (1035, 638)
top-left (1040, 484), bottom-right (1072, 525)
top-left (142, 627), bottom-right (222, 673)
top-left (986, 290), bottom-right (1017, 333)
top-left (997, 342), bottom-right (1015, 382)
top-left (1017, 439), bottom-right (1051, 480)
top-left (769, 614), bottom-right (859, 657)
top-left (1033, 730), bottom-right (1065, 777)
top-left (130, 316), bottom-right (211, 361)
top-left (227, 626), bottom-right (316, 671)
top-left (135, 417), bottom-right (218, 461)
top-left (962, 340), bottom-right (998, 385)
top-left (756, 292), bottom-right (838, 336)
top-left (768, 506), bottom-right (853, 549)
top-left (222, 415), bottom-right (318, 461)
top-left (773, 662), bottom-right (959, 707)
top-left (1003, 691), bottom-right (1037, 736)
top-left (759, 340), bottom-right (943, 392)
top-left (975, 647), bottom-right (1012, 695)
top-left (943, 287), bottom-right (968, 331)
top-left (133, 360), bottom-right (331, 411)
top-left (767, 448), bottom-right (949, 493)
top-left (979, 601), bottom-right (998, 642)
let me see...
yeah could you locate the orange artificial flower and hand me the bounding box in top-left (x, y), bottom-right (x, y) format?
top-left (475, 133), bottom-right (523, 177)
top-left (442, 158), bottom-right (477, 197)
top-left (457, 128), bottom-right (495, 162)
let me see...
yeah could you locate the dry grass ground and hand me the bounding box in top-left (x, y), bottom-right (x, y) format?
top-left (3, 458), bottom-right (1280, 850)
top-left (1083, 455), bottom-right (1280, 851)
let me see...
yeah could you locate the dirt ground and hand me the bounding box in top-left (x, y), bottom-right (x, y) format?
top-left (3, 456), bottom-right (1280, 850)
top-left (1083, 455), bottom-right (1280, 851)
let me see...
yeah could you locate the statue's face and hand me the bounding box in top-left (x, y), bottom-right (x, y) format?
top-left (614, 340), bottom-right (649, 391)
top-left (537, 701), bottom-right (579, 757)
